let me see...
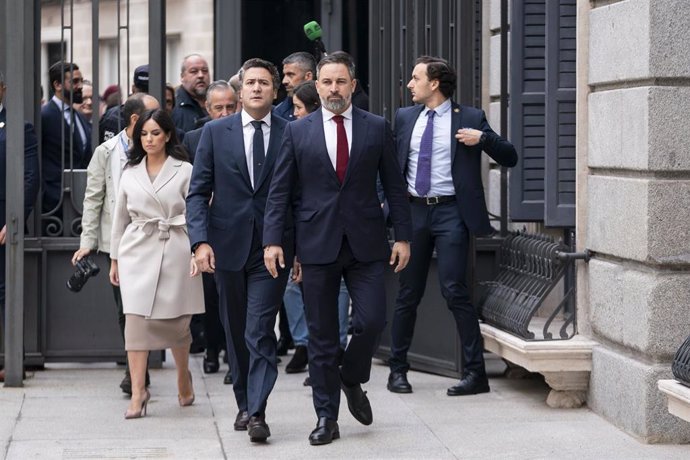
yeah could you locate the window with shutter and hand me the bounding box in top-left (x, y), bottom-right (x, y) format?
top-left (544, 0), bottom-right (576, 227)
top-left (509, 0), bottom-right (576, 226)
top-left (509, 0), bottom-right (547, 221)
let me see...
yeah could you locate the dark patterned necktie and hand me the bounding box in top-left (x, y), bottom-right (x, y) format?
top-left (333, 115), bottom-right (349, 184)
top-left (251, 120), bottom-right (264, 188)
top-left (414, 110), bottom-right (436, 196)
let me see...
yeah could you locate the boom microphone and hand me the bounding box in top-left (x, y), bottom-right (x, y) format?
top-left (303, 20), bottom-right (327, 59)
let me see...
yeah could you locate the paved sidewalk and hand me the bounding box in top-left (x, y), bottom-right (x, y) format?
top-left (1, 354), bottom-right (688, 459)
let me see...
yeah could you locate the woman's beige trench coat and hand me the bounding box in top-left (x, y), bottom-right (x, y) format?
top-left (110, 156), bottom-right (204, 319)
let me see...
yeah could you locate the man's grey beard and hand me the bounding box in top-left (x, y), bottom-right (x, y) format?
top-left (193, 86), bottom-right (208, 99)
top-left (321, 95), bottom-right (350, 113)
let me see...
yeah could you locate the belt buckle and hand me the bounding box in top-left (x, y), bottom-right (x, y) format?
top-left (425, 196), bottom-right (440, 205)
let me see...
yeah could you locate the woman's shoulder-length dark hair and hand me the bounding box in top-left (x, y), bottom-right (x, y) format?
top-left (293, 80), bottom-right (321, 114)
top-left (128, 108), bottom-right (189, 166)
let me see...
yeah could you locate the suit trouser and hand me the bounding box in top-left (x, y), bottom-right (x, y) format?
top-left (301, 238), bottom-right (386, 420)
top-left (201, 273), bottom-right (226, 354)
top-left (284, 275), bottom-right (350, 348)
top-left (214, 234), bottom-right (290, 416)
top-left (389, 201), bottom-right (486, 375)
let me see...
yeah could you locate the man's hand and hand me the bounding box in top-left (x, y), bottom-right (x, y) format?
top-left (109, 259), bottom-right (119, 286)
top-left (0, 225), bottom-right (6, 246)
top-left (194, 243), bottom-right (216, 274)
top-left (389, 241), bottom-right (411, 273)
top-left (71, 247), bottom-right (92, 266)
top-left (264, 245), bottom-right (285, 279)
top-left (455, 128), bottom-right (482, 146)
top-left (292, 257), bottom-right (302, 283)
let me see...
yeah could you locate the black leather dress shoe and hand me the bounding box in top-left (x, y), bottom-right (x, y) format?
top-left (285, 346), bottom-right (308, 373)
top-left (203, 350), bottom-right (220, 374)
top-left (309, 417), bottom-right (339, 445)
top-left (340, 377), bottom-right (373, 425)
top-left (303, 376), bottom-right (311, 386)
top-left (247, 415), bottom-right (270, 442)
top-left (223, 369), bottom-right (233, 385)
top-left (387, 371), bottom-right (413, 393)
top-left (447, 371), bottom-right (490, 396)
top-left (276, 337), bottom-right (294, 356)
top-left (234, 410), bottom-right (250, 431)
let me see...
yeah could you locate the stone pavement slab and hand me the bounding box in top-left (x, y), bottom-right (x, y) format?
top-left (1, 355), bottom-right (689, 459)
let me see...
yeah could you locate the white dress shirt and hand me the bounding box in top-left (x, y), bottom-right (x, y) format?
top-left (51, 95), bottom-right (87, 148)
top-left (406, 98), bottom-right (455, 197)
top-left (321, 105), bottom-right (353, 170)
top-left (241, 109), bottom-right (272, 188)
top-left (111, 129), bottom-right (130, 193)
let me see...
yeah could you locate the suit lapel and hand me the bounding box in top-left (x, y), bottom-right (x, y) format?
top-left (227, 115), bottom-right (252, 190)
top-left (254, 114), bottom-right (285, 192)
top-left (312, 109), bottom-right (341, 187)
top-left (450, 101), bottom-right (462, 163)
top-left (401, 105), bottom-right (424, 173)
top-left (343, 107), bottom-right (368, 186)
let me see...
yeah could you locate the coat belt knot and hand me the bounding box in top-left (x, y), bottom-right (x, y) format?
top-left (134, 215), bottom-right (186, 240)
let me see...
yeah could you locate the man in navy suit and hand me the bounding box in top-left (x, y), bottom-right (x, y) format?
top-left (263, 53), bottom-right (412, 446)
top-left (41, 61), bottom-right (92, 215)
top-left (186, 58), bottom-right (292, 443)
top-left (387, 56), bottom-right (518, 397)
top-left (0, 72), bottom-right (40, 382)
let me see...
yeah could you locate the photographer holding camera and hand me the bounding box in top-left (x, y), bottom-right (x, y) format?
top-left (72, 93), bottom-right (159, 394)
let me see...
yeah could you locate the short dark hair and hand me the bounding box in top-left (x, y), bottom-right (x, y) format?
top-left (414, 56), bottom-right (457, 98)
top-left (282, 52), bottom-right (317, 77)
top-left (239, 58), bottom-right (280, 90)
top-left (317, 51), bottom-right (356, 80)
top-left (49, 61), bottom-right (79, 91)
top-left (293, 81), bottom-right (320, 114)
top-left (123, 93), bottom-right (147, 127)
top-left (128, 109), bottom-right (188, 165)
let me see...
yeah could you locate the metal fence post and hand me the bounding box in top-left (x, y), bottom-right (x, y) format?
top-left (148, 0), bottom-right (166, 109)
top-left (3, 0), bottom-right (32, 387)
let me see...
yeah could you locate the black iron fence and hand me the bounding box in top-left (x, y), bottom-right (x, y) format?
top-left (478, 231), bottom-right (589, 340)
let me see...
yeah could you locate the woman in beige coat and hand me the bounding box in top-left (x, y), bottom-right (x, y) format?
top-left (110, 109), bottom-right (203, 419)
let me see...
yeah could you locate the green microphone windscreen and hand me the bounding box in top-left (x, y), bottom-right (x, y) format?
top-left (304, 21), bottom-right (322, 41)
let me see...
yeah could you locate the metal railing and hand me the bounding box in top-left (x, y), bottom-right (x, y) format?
top-left (672, 335), bottom-right (690, 387)
top-left (478, 231), bottom-right (590, 341)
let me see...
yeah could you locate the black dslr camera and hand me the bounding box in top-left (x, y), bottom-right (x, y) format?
top-left (66, 256), bottom-right (100, 292)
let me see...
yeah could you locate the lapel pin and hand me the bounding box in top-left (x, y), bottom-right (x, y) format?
top-left (0, 122), bottom-right (5, 129)
top-left (453, 108), bottom-right (460, 113)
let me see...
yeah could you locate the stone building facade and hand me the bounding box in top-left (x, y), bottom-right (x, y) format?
top-left (486, 0), bottom-right (690, 442)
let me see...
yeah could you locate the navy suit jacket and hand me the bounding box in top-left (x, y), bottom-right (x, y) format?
top-left (182, 126), bottom-right (203, 164)
top-left (41, 99), bottom-right (92, 212)
top-left (274, 98), bottom-right (295, 122)
top-left (395, 101), bottom-right (517, 235)
top-left (0, 108), bottom-right (40, 228)
top-left (186, 112), bottom-right (293, 271)
top-left (264, 106), bottom-right (412, 265)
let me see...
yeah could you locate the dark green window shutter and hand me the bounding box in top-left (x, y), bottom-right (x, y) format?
top-left (544, 0), bottom-right (576, 227)
top-left (509, 0), bottom-right (576, 226)
top-left (509, 0), bottom-right (546, 221)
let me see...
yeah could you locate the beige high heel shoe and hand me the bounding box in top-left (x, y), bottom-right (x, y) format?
top-left (125, 389), bottom-right (151, 419)
top-left (178, 370), bottom-right (195, 407)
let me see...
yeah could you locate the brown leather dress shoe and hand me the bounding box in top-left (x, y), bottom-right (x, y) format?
top-left (247, 414), bottom-right (270, 442)
top-left (234, 410), bottom-right (250, 431)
